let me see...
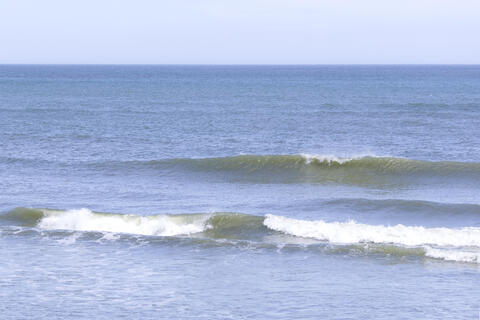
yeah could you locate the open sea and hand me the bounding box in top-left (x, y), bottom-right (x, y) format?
top-left (1, 65), bottom-right (479, 319)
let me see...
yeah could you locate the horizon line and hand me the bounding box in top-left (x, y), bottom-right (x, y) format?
top-left (1, 63), bottom-right (479, 66)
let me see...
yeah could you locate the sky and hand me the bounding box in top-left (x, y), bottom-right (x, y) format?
top-left (0, 0), bottom-right (479, 64)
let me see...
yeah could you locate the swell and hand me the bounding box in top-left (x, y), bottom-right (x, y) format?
top-left (2, 207), bottom-right (480, 263)
top-left (3, 154), bottom-right (480, 186)
top-left (126, 154), bottom-right (480, 187)
top-left (118, 154), bottom-right (480, 176)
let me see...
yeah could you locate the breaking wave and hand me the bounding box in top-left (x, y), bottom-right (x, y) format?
top-left (4, 154), bottom-right (480, 186)
top-left (103, 154), bottom-right (480, 186)
top-left (131, 154), bottom-right (480, 175)
top-left (3, 207), bottom-right (480, 264)
top-left (263, 214), bottom-right (480, 247)
top-left (2, 208), bottom-right (265, 238)
top-left (263, 214), bottom-right (480, 263)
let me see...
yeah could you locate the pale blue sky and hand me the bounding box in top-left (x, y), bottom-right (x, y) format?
top-left (1, 0), bottom-right (479, 64)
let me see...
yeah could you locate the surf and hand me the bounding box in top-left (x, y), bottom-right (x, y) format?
top-left (3, 207), bottom-right (480, 263)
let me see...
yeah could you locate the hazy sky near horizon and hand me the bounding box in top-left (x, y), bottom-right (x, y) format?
top-left (1, 0), bottom-right (479, 64)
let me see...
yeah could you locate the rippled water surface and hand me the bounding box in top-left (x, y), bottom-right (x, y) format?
top-left (1, 65), bottom-right (480, 319)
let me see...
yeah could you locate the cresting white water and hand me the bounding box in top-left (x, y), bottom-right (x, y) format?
top-left (423, 247), bottom-right (480, 263)
top-left (263, 214), bottom-right (480, 247)
top-left (263, 214), bottom-right (480, 263)
top-left (32, 208), bottom-right (480, 263)
top-left (300, 154), bottom-right (355, 164)
top-left (37, 208), bottom-right (209, 236)
top-left (299, 153), bottom-right (385, 165)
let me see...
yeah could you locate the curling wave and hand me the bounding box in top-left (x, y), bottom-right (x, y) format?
top-left (4, 154), bottom-right (480, 186)
top-left (105, 154), bottom-right (480, 186)
top-left (134, 154), bottom-right (480, 175)
top-left (263, 214), bottom-right (480, 247)
top-left (2, 208), bottom-right (265, 238)
top-left (3, 208), bottom-right (480, 263)
top-left (4, 208), bottom-right (210, 236)
top-left (263, 214), bottom-right (480, 263)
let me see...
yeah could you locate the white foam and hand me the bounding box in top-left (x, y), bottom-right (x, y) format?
top-left (424, 247), bottom-right (480, 264)
top-left (300, 154), bottom-right (352, 164)
top-left (37, 208), bottom-right (208, 236)
top-left (58, 232), bottom-right (82, 245)
top-left (98, 232), bottom-right (121, 241)
top-left (263, 214), bottom-right (480, 247)
top-left (299, 153), bottom-right (385, 165)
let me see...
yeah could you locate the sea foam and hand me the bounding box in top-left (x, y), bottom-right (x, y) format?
top-left (263, 214), bottom-right (480, 247)
top-left (37, 208), bottom-right (209, 236)
top-left (7, 207), bottom-right (480, 263)
top-left (424, 247), bottom-right (480, 263)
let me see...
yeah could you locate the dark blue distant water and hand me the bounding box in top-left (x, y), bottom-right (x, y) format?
top-left (1, 65), bottom-right (480, 319)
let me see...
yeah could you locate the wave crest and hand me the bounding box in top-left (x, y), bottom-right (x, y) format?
top-left (5, 208), bottom-right (210, 236)
top-left (154, 154), bottom-right (480, 186)
top-left (4, 154), bottom-right (480, 186)
top-left (263, 214), bottom-right (480, 247)
top-left (4, 207), bottom-right (480, 263)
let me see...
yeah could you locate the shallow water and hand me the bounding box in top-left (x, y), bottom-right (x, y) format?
top-left (1, 65), bottom-right (480, 319)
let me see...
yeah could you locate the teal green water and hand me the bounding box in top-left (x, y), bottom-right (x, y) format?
top-left (1, 65), bottom-right (480, 319)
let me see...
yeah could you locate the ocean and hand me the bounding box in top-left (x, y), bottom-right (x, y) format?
top-left (1, 65), bottom-right (479, 319)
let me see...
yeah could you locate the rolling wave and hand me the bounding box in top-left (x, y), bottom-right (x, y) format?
top-left (3, 207), bottom-right (480, 263)
top-left (3, 154), bottom-right (480, 186)
top-left (95, 154), bottom-right (480, 186)
top-left (3, 208), bottom-right (213, 236)
top-left (263, 214), bottom-right (480, 247)
top-left (139, 154), bottom-right (480, 174)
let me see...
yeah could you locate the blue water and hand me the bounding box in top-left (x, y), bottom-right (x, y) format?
top-left (1, 65), bottom-right (480, 319)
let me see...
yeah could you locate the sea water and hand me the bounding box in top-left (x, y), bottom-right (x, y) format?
top-left (1, 65), bottom-right (479, 319)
